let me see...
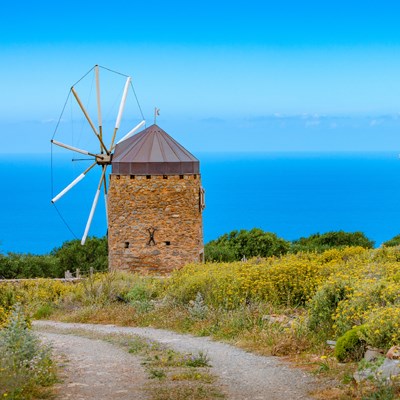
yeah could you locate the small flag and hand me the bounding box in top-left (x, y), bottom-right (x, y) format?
top-left (154, 107), bottom-right (160, 124)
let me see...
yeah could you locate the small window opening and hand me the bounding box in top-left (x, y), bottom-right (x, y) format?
top-left (165, 241), bottom-right (171, 246)
top-left (199, 187), bottom-right (206, 211)
top-left (130, 175), bottom-right (135, 179)
top-left (163, 175), bottom-right (168, 179)
top-left (116, 175), bottom-right (120, 180)
top-left (179, 175), bottom-right (184, 179)
top-left (124, 242), bottom-right (130, 248)
top-left (193, 174), bottom-right (197, 179)
top-left (146, 175), bottom-right (151, 179)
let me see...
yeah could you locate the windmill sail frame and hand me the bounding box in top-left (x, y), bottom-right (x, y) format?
top-left (51, 65), bottom-right (145, 244)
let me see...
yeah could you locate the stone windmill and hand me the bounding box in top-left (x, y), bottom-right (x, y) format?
top-left (51, 66), bottom-right (205, 273)
top-left (109, 123), bottom-right (205, 273)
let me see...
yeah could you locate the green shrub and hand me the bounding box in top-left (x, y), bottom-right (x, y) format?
top-left (183, 351), bottom-right (211, 368)
top-left (0, 305), bottom-right (57, 398)
top-left (188, 292), bottom-right (209, 320)
top-left (0, 253), bottom-right (63, 279)
top-left (205, 228), bottom-right (290, 262)
top-left (291, 231), bottom-right (374, 253)
top-left (33, 303), bottom-right (54, 320)
top-left (308, 279), bottom-right (352, 335)
top-left (383, 234), bottom-right (400, 247)
top-left (51, 236), bottom-right (108, 275)
top-left (126, 283), bottom-right (154, 302)
top-left (204, 242), bottom-right (236, 262)
top-left (335, 326), bottom-right (366, 362)
top-left (77, 272), bottom-right (127, 306)
top-left (122, 276), bottom-right (162, 313)
top-left (0, 236), bottom-right (108, 279)
top-left (360, 306), bottom-right (400, 350)
top-left (333, 279), bottom-right (400, 338)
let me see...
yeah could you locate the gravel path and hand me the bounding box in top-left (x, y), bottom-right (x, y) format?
top-left (35, 320), bottom-right (317, 400)
top-left (39, 331), bottom-right (149, 400)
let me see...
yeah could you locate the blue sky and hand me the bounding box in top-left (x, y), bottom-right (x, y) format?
top-left (2, 1), bottom-right (400, 152)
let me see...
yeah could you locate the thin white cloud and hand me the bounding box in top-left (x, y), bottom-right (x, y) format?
top-left (305, 120), bottom-right (321, 127)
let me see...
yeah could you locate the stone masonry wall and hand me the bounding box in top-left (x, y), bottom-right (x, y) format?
top-left (108, 174), bottom-right (204, 274)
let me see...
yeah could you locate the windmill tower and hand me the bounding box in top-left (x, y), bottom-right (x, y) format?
top-left (108, 123), bottom-right (205, 273)
top-left (51, 66), bottom-right (205, 273)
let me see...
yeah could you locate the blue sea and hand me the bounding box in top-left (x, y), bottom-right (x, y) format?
top-left (1, 152), bottom-right (400, 254)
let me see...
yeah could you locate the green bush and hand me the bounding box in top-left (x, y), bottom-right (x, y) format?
top-left (51, 236), bottom-right (108, 275)
top-left (125, 278), bottom-right (162, 313)
top-left (333, 278), bottom-right (400, 338)
top-left (334, 326), bottom-right (366, 362)
top-left (308, 279), bottom-right (352, 335)
top-left (0, 305), bottom-right (57, 398)
top-left (383, 234), bottom-right (400, 247)
top-left (0, 236), bottom-right (108, 279)
top-left (125, 276), bottom-right (162, 301)
top-left (204, 242), bottom-right (236, 262)
top-left (0, 253), bottom-right (63, 279)
top-left (360, 306), bottom-right (400, 350)
top-left (205, 228), bottom-right (290, 262)
top-left (291, 231), bottom-right (374, 253)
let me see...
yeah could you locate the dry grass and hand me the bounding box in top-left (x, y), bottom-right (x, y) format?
top-left (312, 387), bottom-right (352, 400)
top-left (51, 302), bottom-right (318, 356)
top-left (51, 303), bottom-right (138, 325)
top-left (171, 371), bottom-right (215, 383)
top-left (150, 385), bottom-right (224, 400)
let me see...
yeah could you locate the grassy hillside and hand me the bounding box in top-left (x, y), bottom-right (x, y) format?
top-left (1, 246), bottom-right (400, 398)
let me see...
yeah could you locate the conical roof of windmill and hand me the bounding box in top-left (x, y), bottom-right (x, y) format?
top-left (112, 124), bottom-right (199, 175)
